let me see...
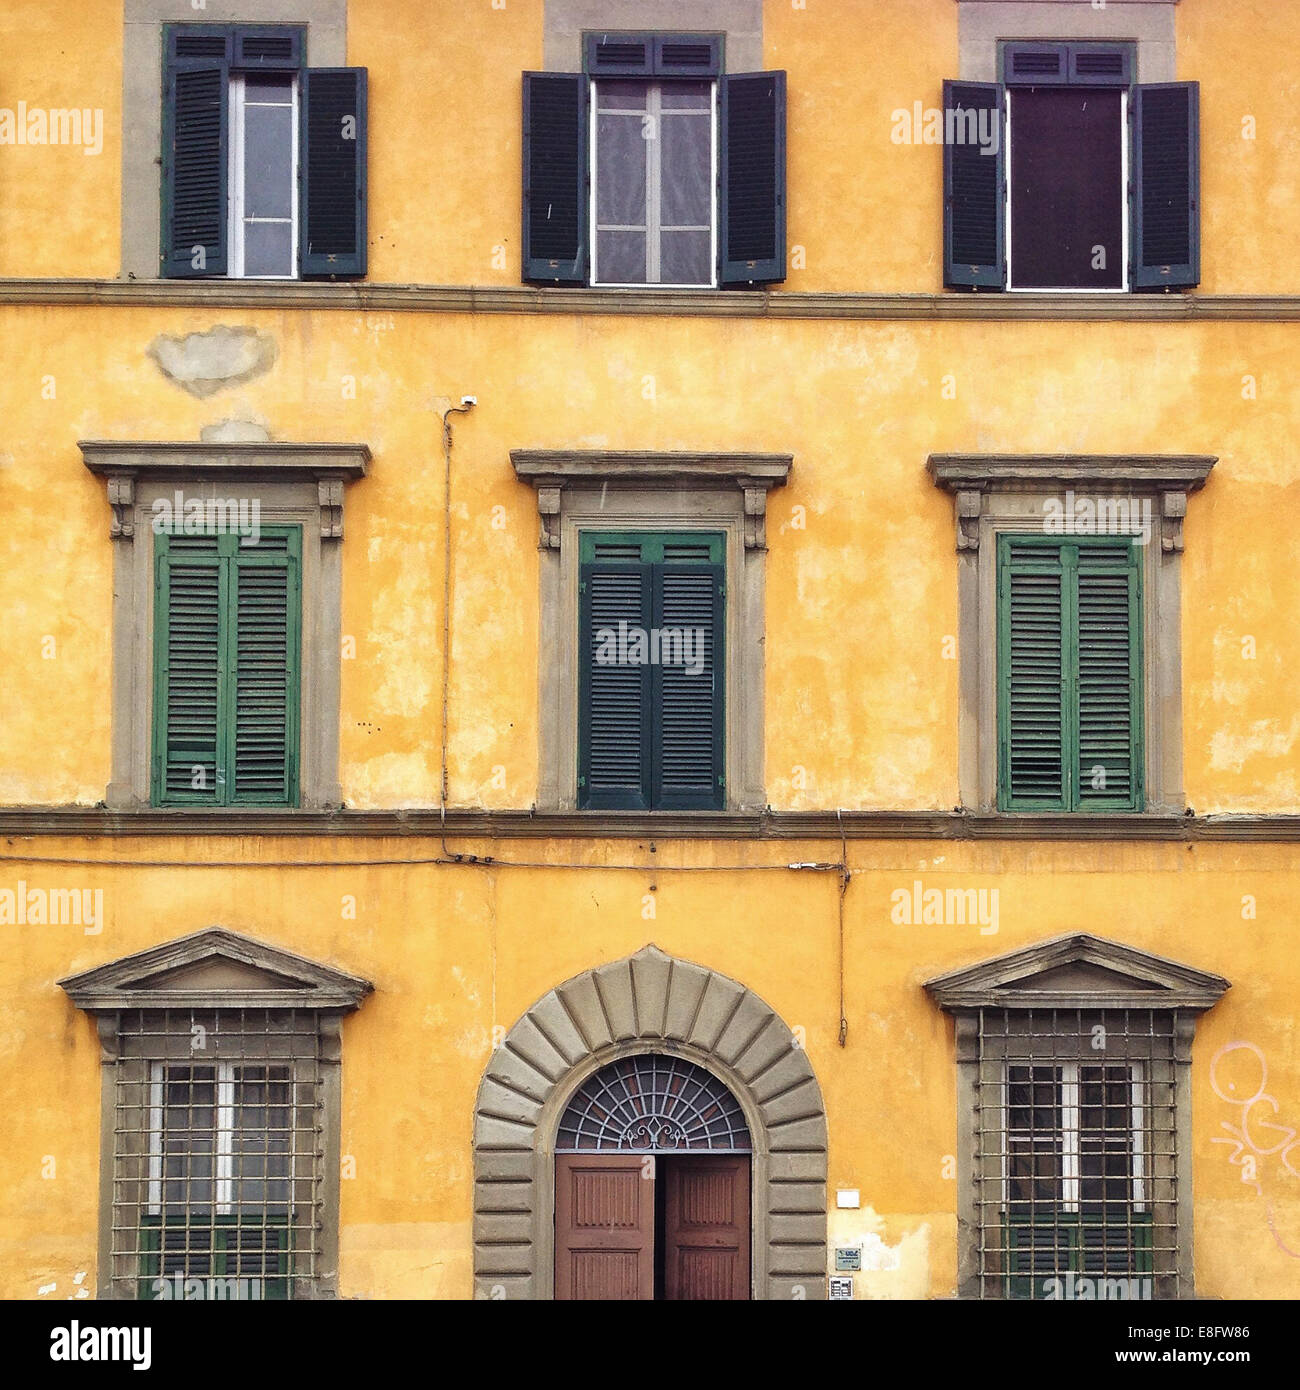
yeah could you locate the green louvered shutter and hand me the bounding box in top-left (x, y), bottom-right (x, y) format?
top-left (230, 531), bottom-right (301, 805)
top-left (998, 538), bottom-right (1067, 809)
top-left (153, 528), bottom-right (300, 806)
top-left (655, 545), bottom-right (725, 809)
top-left (153, 533), bottom-right (225, 803)
top-left (1075, 541), bottom-right (1143, 809)
top-left (579, 554), bottom-right (653, 809)
top-left (998, 536), bottom-right (1142, 812)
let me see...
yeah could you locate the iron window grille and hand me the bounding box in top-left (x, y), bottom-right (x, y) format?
top-left (976, 1009), bottom-right (1177, 1300)
top-left (111, 1009), bottom-right (324, 1300)
top-left (556, 1054), bottom-right (751, 1153)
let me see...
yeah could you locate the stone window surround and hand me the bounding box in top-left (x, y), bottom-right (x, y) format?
top-left (511, 450), bottom-right (791, 812)
top-left (473, 943), bottom-right (828, 1301)
top-left (81, 441), bottom-right (370, 811)
top-left (58, 926), bottom-right (373, 1301)
top-left (957, 1), bottom-right (1178, 86)
top-left (924, 930), bottom-right (1230, 1300)
top-left (928, 453), bottom-right (1216, 814)
top-left (543, 0), bottom-right (762, 73)
top-left (121, 0), bottom-right (348, 281)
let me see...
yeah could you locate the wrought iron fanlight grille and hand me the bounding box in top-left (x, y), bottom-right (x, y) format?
top-left (556, 1054), bottom-right (752, 1153)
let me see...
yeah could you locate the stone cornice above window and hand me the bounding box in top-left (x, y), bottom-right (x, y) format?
top-left (927, 452), bottom-right (1216, 553)
top-left (58, 926), bottom-right (374, 1015)
top-left (511, 449), bottom-right (792, 550)
top-left (923, 931), bottom-right (1230, 1015)
top-left (80, 440), bottom-right (371, 539)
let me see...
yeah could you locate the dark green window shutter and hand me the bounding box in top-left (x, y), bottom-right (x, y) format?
top-left (162, 35), bottom-right (231, 277)
top-left (230, 532), bottom-right (301, 805)
top-left (300, 68), bottom-right (368, 278)
top-left (153, 533), bottom-right (225, 803)
top-left (579, 560), bottom-right (653, 809)
top-left (152, 528), bottom-right (300, 807)
top-left (719, 71), bottom-right (787, 286)
top-left (522, 71), bottom-right (588, 284)
top-left (998, 536), bottom-right (1142, 812)
top-left (943, 80), bottom-right (1005, 289)
top-left (1132, 82), bottom-right (1200, 290)
top-left (578, 533), bottom-right (725, 811)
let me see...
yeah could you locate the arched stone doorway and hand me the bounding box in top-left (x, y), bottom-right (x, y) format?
top-left (473, 945), bottom-right (828, 1300)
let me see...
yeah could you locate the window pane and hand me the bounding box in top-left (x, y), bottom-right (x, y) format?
top-left (661, 81), bottom-right (711, 110)
top-left (596, 228), bottom-right (647, 284)
top-left (596, 113), bottom-right (647, 226)
top-left (230, 1065), bottom-right (293, 1210)
top-left (243, 100), bottom-right (294, 220)
top-left (660, 229), bottom-right (711, 285)
top-left (162, 1065), bottom-right (216, 1210)
top-left (661, 113), bottom-right (711, 226)
top-left (244, 220), bottom-right (294, 277)
top-left (596, 80), bottom-right (648, 112)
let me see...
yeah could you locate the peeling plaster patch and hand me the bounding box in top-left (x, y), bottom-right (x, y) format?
top-left (1208, 719), bottom-right (1299, 774)
top-left (38, 1283), bottom-right (55, 1296)
top-left (147, 325), bottom-right (278, 399)
top-left (860, 1231), bottom-right (902, 1271)
top-left (73, 1271), bottom-right (86, 1285)
top-left (200, 417), bottom-right (272, 444)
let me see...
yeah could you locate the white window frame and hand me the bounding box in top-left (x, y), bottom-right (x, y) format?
top-left (1006, 88), bottom-right (1130, 294)
top-left (589, 78), bottom-right (718, 290)
top-left (228, 73), bottom-right (300, 281)
top-left (1001, 1061), bottom-right (1146, 1213)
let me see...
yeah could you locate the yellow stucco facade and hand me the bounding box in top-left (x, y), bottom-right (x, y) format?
top-left (1, 0), bottom-right (1297, 1303)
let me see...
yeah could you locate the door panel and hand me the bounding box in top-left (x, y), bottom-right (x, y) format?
top-left (554, 1154), bottom-right (654, 1300)
top-left (663, 1155), bottom-right (751, 1300)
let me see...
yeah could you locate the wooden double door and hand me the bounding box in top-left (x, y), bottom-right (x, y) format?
top-left (555, 1153), bottom-right (751, 1300)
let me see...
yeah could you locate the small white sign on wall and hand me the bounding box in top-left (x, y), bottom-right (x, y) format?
top-left (829, 1276), bottom-right (854, 1300)
top-left (835, 1188), bottom-right (860, 1209)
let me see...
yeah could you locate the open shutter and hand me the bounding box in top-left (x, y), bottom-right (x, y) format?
top-left (555, 1155), bottom-right (654, 1300)
top-left (719, 71), bottom-right (786, 286)
top-left (654, 559), bottom-right (725, 810)
top-left (162, 58), bottom-right (229, 276)
top-left (579, 559), bottom-right (652, 808)
top-left (300, 68), bottom-right (368, 278)
top-left (230, 532), bottom-right (300, 806)
top-left (522, 71), bottom-right (588, 284)
top-left (1132, 82), bottom-right (1200, 290)
top-left (153, 534), bottom-right (225, 804)
top-left (1075, 542), bottom-right (1142, 810)
top-left (944, 80), bottom-right (1005, 289)
top-left (998, 539), bottom-right (1066, 810)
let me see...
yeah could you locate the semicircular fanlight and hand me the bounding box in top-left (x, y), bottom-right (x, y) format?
top-left (555, 1054), bottom-right (751, 1153)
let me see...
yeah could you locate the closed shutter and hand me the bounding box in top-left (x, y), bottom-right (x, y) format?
top-left (162, 53), bottom-right (230, 277)
top-left (522, 72), bottom-right (588, 283)
top-left (230, 532), bottom-right (301, 805)
top-left (554, 1154), bottom-right (654, 1301)
top-left (998, 537), bottom-right (1142, 812)
top-left (663, 1156), bottom-right (750, 1300)
top-left (578, 533), bottom-right (725, 811)
top-left (578, 559), bottom-right (652, 809)
top-left (1075, 542), bottom-right (1142, 809)
top-left (300, 68), bottom-right (368, 278)
top-left (153, 529), bottom-right (300, 807)
top-left (943, 80), bottom-right (1005, 288)
top-left (719, 71), bottom-right (787, 286)
top-left (1132, 83), bottom-right (1200, 290)
top-left (154, 533), bottom-right (225, 803)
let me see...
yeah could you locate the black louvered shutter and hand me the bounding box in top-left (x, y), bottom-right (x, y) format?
top-left (162, 57), bottom-right (230, 277)
top-left (579, 562), bottom-right (652, 809)
top-left (719, 71), bottom-right (787, 285)
top-left (943, 80), bottom-right (1005, 289)
top-left (153, 534), bottom-right (224, 803)
top-left (230, 534), bottom-right (301, 806)
top-left (1132, 83), bottom-right (1200, 290)
top-left (654, 562), bottom-right (725, 810)
top-left (300, 68), bottom-right (368, 277)
top-left (998, 540), bottom-right (1066, 810)
top-left (522, 72), bottom-right (588, 284)
top-left (1075, 543), bottom-right (1142, 810)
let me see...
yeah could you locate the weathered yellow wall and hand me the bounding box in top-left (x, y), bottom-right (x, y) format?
top-left (3, 838), bottom-right (1299, 1298)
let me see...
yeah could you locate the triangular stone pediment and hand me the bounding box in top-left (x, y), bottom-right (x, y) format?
top-left (924, 933), bottom-right (1229, 1012)
top-left (58, 927), bottom-right (372, 1012)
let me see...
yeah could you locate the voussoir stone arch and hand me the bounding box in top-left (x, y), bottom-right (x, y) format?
top-left (473, 944), bottom-right (828, 1301)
